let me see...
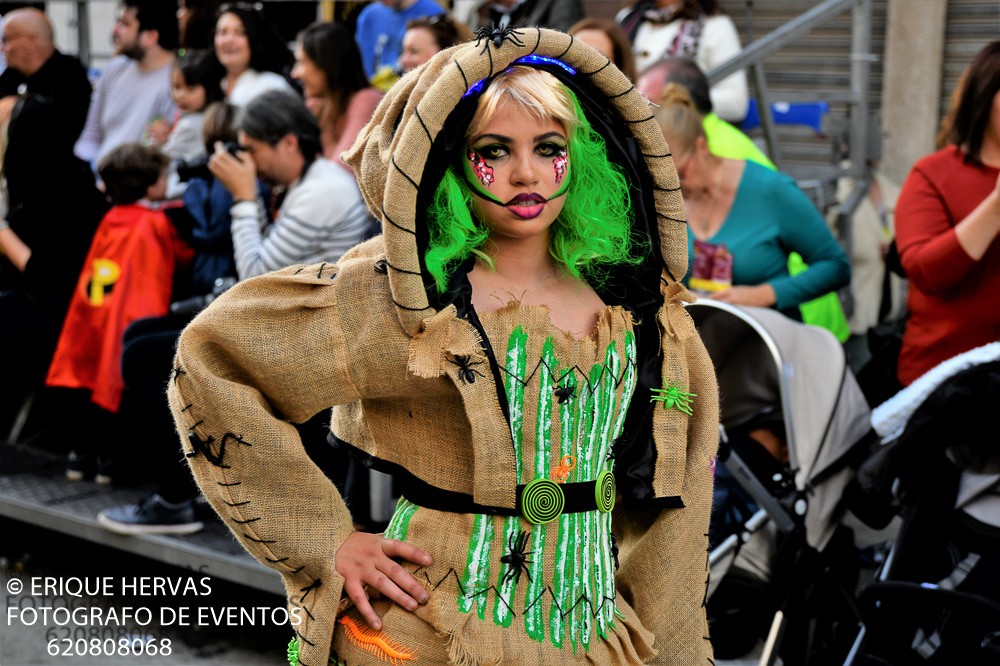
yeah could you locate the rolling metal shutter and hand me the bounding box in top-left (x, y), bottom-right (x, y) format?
top-left (940, 0), bottom-right (1000, 123)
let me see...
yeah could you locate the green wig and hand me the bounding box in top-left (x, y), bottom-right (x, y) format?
top-left (424, 91), bottom-right (641, 294)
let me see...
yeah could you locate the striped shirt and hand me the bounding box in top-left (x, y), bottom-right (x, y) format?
top-left (74, 55), bottom-right (175, 166)
top-left (229, 158), bottom-right (371, 279)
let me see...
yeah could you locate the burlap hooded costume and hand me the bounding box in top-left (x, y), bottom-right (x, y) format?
top-left (168, 28), bottom-right (718, 665)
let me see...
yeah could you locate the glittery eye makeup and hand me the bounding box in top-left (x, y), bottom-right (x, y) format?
top-left (553, 148), bottom-right (568, 184)
top-left (467, 148), bottom-right (495, 188)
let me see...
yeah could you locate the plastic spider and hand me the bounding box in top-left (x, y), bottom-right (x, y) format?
top-left (474, 22), bottom-right (525, 53)
top-left (447, 355), bottom-right (485, 384)
top-left (500, 530), bottom-right (534, 585)
top-left (553, 384), bottom-right (575, 404)
top-left (650, 384), bottom-right (697, 416)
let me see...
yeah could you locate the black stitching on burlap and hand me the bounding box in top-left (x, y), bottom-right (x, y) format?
top-left (414, 107), bottom-right (433, 143)
top-left (385, 259), bottom-right (421, 276)
top-left (579, 59), bottom-right (611, 76)
top-left (391, 157), bottom-right (419, 190)
top-left (657, 211), bottom-right (687, 223)
top-left (555, 35), bottom-right (574, 59)
top-left (608, 85), bottom-right (635, 99)
top-left (380, 206), bottom-right (415, 235)
top-left (231, 516), bottom-right (260, 524)
top-left (242, 532), bottom-right (276, 544)
top-left (624, 114), bottom-right (654, 125)
top-left (391, 297), bottom-right (433, 312)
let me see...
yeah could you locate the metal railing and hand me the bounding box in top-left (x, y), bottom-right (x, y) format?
top-left (706, 0), bottom-right (879, 318)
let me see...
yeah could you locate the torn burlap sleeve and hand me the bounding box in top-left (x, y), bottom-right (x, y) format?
top-left (167, 263), bottom-right (361, 666)
top-left (613, 333), bottom-right (719, 664)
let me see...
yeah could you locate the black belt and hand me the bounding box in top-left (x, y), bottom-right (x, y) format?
top-left (401, 470), bottom-right (617, 524)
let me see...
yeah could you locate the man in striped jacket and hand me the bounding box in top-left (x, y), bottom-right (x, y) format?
top-left (208, 89), bottom-right (374, 280)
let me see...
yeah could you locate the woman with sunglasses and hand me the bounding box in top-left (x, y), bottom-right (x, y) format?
top-left (169, 30), bottom-right (718, 666)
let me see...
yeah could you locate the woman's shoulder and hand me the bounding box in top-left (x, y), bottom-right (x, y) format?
top-left (910, 145), bottom-right (968, 175)
top-left (231, 69), bottom-right (293, 104)
top-left (741, 159), bottom-right (794, 189)
top-left (348, 87), bottom-right (383, 115)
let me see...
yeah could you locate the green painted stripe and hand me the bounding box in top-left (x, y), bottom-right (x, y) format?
top-left (549, 511), bottom-right (569, 648)
top-left (524, 522), bottom-right (546, 641)
top-left (493, 516), bottom-right (520, 627)
top-left (383, 498), bottom-right (418, 542)
top-left (595, 342), bottom-right (620, 472)
top-left (568, 510), bottom-right (581, 654)
top-left (610, 331), bottom-right (638, 449)
top-left (505, 327), bottom-right (529, 484)
top-left (549, 369), bottom-right (577, 649)
top-left (459, 512), bottom-right (494, 618)
top-left (568, 377), bottom-right (593, 654)
top-left (524, 339), bottom-right (555, 642)
top-left (534, 338), bottom-right (555, 478)
top-left (579, 509), bottom-right (594, 650)
top-left (581, 363), bottom-right (605, 481)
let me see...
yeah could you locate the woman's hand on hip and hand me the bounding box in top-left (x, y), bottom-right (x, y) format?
top-left (334, 532), bottom-right (433, 630)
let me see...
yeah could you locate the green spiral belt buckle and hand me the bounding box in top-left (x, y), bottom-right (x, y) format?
top-left (521, 478), bottom-right (565, 524)
top-left (595, 470), bottom-right (616, 513)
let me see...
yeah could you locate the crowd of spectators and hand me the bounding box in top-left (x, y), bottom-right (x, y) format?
top-left (6, 0), bottom-right (986, 541)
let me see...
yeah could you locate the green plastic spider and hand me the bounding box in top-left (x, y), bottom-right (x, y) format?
top-left (650, 385), bottom-right (696, 416)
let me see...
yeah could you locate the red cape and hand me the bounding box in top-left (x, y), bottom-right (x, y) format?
top-left (46, 204), bottom-right (193, 412)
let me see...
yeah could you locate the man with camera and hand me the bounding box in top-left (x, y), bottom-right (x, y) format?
top-left (96, 91), bottom-right (372, 536)
top-left (208, 89), bottom-right (374, 280)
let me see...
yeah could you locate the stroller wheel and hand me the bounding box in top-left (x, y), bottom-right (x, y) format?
top-left (707, 568), bottom-right (777, 659)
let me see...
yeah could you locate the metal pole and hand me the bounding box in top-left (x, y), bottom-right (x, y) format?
top-left (848, 0), bottom-right (874, 180)
top-left (76, 0), bottom-right (90, 67)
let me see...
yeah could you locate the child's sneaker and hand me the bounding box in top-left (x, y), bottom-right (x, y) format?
top-left (65, 450), bottom-right (94, 481)
top-left (94, 456), bottom-right (114, 485)
top-left (97, 494), bottom-right (203, 535)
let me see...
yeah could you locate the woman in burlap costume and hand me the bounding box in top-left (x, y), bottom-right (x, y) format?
top-left (168, 28), bottom-right (718, 665)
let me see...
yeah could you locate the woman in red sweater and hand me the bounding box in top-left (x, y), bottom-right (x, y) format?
top-left (894, 40), bottom-right (1000, 386)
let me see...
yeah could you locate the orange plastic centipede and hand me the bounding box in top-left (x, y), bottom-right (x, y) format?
top-left (338, 615), bottom-right (416, 664)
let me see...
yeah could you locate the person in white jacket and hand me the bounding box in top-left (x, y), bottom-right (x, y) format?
top-left (619, 0), bottom-right (749, 123)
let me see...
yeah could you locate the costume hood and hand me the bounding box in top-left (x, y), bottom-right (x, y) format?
top-left (344, 27), bottom-right (709, 506)
top-left (345, 27), bottom-right (688, 329)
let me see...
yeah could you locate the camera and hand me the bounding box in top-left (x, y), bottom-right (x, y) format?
top-left (176, 141), bottom-right (242, 183)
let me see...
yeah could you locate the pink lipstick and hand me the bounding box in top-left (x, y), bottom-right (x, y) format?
top-left (505, 193), bottom-right (546, 220)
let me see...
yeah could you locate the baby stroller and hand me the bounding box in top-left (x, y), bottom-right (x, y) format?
top-left (844, 342), bottom-right (1000, 666)
top-left (687, 300), bottom-right (874, 664)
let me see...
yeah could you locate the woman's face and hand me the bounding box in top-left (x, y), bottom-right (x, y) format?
top-left (400, 27), bottom-right (439, 73)
top-left (214, 12), bottom-right (251, 75)
top-left (291, 46), bottom-right (328, 116)
top-left (465, 101), bottom-right (569, 244)
top-left (662, 130), bottom-right (703, 192)
top-left (572, 29), bottom-right (614, 62)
